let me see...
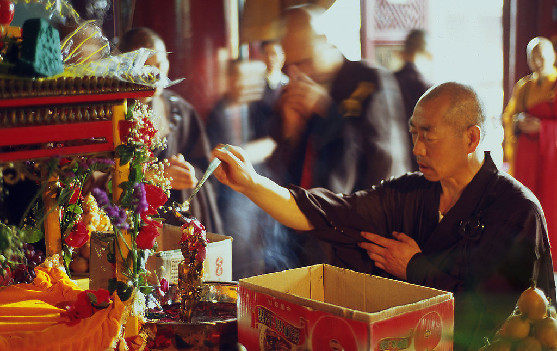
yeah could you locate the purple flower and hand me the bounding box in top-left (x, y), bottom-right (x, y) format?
top-left (106, 205), bottom-right (129, 230)
top-left (132, 183), bottom-right (148, 214)
top-left (91, 188), bottom-right (129, 230)
top-left (90, 158), bottom-right (115, 166)
top-left (92, 188), bottom-right (110, 208)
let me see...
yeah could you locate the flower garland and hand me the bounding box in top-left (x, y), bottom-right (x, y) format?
top-left (0, 102), bottom-right (172, 303)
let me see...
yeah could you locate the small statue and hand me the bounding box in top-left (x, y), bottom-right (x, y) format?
top-left (177, 217), bottom-right (207, 321)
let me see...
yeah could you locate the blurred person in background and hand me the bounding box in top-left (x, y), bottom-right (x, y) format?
top-left (206, 59), bottom-right (275, 278)
top-left (502, 36), bottom-right (557, 270)
top-left (268, 4), bottom-right (411, 267)
top-left (250, 40), bottom-right (289, 144)
top-left (394, 29), bottom-right (433, 171)
top-left (250, 40), bottom-right (301, 274)
top-left (118, 27), bottom-right (222, 234)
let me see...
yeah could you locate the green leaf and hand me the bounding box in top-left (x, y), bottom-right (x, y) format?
top-left (22, 226), bottom-right (44, 243)
top-left (116, 281), bottom-right (134, 301)
top-left (58, 186), bottom-right (73, 205)
top-left (115, 144), bottom-right (134, 165)
top-left (62, 247), bottom-right (72, 276)
top-left (139, 285), bottom-right (153, 295)
top-left (0, 224), bottom-right (13, 251)
top-left (129, 163), bottom-right (144, 183)
top-left (66, 203), bottom-right (83, 215)
top-left (108, 278), bottom-right (117, 295)
top-left (126, 101), bottom-right (137, 120)
top-left (0, 232), bottom-right (10, 251)
top-left (86, 291), bottom-right (98, 305)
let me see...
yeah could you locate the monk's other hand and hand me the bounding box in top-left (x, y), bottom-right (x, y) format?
top-left (358, 231), bottom-right (422, 280)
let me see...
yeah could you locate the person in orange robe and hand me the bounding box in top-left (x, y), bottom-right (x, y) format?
top-left (502, 36), bottom-right (557, 270)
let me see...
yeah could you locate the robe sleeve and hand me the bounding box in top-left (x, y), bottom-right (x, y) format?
top-left (287, 175), bottom-right (429, 274)
top-left (501, 77), bottom-right (528, 174)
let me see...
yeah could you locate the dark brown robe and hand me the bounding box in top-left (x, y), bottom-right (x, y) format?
top-left (289, 152), bottom-right (556, 351)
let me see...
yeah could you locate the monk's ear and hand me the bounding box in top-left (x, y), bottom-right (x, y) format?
top-left (465, 125), bottom-right (481, 152)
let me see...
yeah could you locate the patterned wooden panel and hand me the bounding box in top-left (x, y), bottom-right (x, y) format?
top-left (373, 0), bottom-right (428, 43)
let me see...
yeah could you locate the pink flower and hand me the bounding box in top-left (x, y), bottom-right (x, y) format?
top-left (64, 220), bottom-right (90, 248)
top-left (159, 278), bottom-right (169, 293)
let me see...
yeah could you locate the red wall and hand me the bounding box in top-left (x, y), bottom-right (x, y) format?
top-left (132, 0), bottom-right (227, 119)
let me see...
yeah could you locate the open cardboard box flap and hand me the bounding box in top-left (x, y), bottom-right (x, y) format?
top-left (240, 264), bottom-right (453, 324)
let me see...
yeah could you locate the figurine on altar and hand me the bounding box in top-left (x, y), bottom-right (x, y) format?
top-left (177, 217), bottom-right (207, 321)
top-left (118, 27), bottom-right (223, 234)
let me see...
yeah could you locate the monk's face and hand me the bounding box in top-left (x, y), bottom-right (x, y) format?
top-left (144, 39), bottom-right (169, 97)
top-left (528, 44), bottom-right (556, 76)
top-left (409, 97), bottom-right (471, 182)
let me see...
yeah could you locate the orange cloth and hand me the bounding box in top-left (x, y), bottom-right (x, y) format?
top-left (0, 265), bottom-right (125, 351)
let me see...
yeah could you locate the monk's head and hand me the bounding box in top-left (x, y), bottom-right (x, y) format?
top-left (410, 82), bottom-right (485, 182)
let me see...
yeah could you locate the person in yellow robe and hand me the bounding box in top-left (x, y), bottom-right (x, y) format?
top-left (502, 36), bottom-right (557, 270)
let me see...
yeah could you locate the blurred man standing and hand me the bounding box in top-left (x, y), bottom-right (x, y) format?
top-left (270, 5), bottom-right (411, 266)
top-left (395, 29), bottom-right (433, 170)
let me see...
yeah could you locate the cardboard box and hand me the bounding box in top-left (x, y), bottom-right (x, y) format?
top-left (238, 264), bottom-right (454, 351)
top-left (146, 224), bottom-right (233, 284)
top-left (90, 225), bottom-right (233, 290)
top-left (89, 231), bottom-right (116, 291)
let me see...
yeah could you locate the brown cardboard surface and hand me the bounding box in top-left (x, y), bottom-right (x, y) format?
top-left (240, 264), bottom-right (453, 324)
top-left (238, 264), bottom-right (454, 350)
top-left (157, 224), bottom-right (233, 251)
top-left (146, 224), bottom-right (233, 283)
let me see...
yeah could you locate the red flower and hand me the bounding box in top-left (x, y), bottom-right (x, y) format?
top-left (141, 212), bottom-right (163, 228)
top-left (73, 291), bottom-right (95, 317)
top-left (58, 157), bottom-right (72, 167)
top-left (64, 220), bottom-right (90, 248)
top-left (68, 186), bottom-right (81, 204)
top-left (159, 278), bottom-right (169, 293)
top-left (0, 266), bottom-right (13, 286)
top-left (144, 183), bottom-right (168, 215)
top-left (137, 117), bottom-right (157, 148)
top-left (60, 289), bottom-right (111, 326)
top-left (119, 120), bottom-right (134, 142)
top-left (135, 221), bottom-right (161, 249)
top-left (88, 288), bottom-right (111, 309)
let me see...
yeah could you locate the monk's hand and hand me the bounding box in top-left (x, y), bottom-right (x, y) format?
top-left (358, 231), bottom-right (422, 280)
top-left (212, 144), bottom-right (257, 194)
top-left (282, 65), bottom-right (332, 118)
top-left (516, 112), bottom-right (541, 134)
top-left (164, 154), bottom-right (198, 190)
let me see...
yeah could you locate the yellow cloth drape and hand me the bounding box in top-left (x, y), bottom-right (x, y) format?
top-left (0, 265), bottom-right (125, 351)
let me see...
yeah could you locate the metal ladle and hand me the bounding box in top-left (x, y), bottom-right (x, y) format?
top-left (171, 145), bottom-right (229, 219)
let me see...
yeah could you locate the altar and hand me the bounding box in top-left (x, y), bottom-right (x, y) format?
top-left (0, 2), bottom-right (242, 348)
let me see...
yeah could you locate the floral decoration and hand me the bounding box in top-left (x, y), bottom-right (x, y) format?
top-left (59, 288), bottom-right (111, 326)
top-left (0, 102), bottom-right (171, 303)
